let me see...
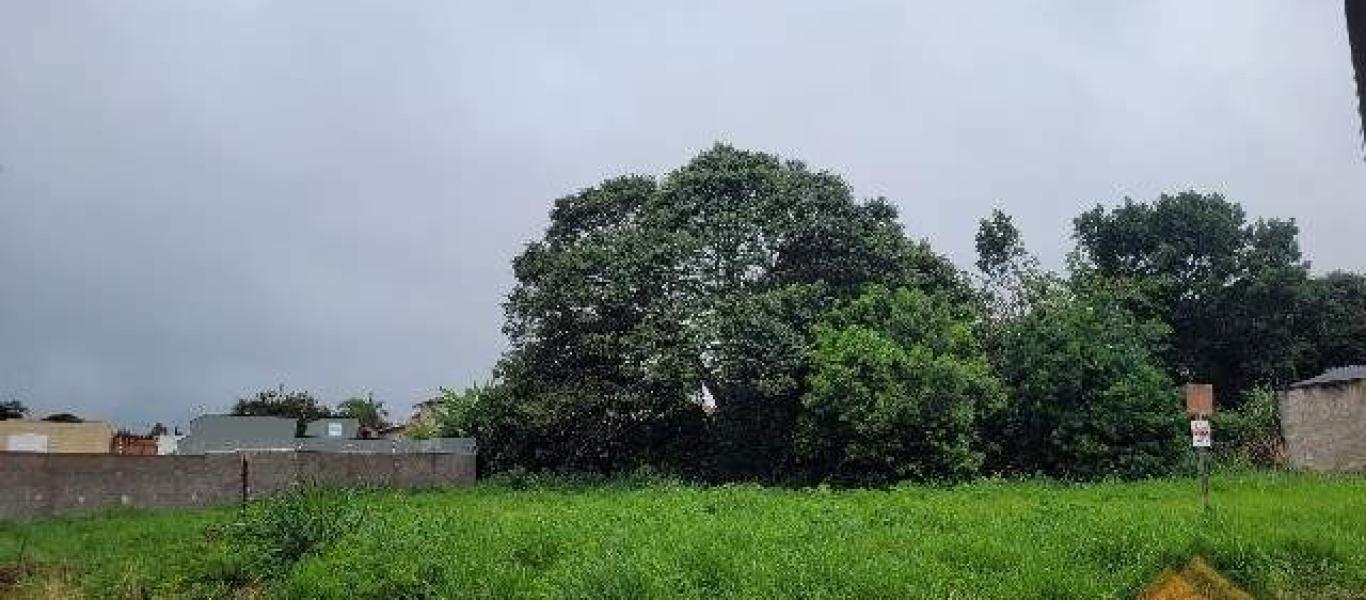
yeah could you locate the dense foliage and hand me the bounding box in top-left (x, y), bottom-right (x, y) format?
top-left (798, 286), bottom-right (1003, 483)
top-left (1303, 271), bottom-right (1366, 371)
top-left (1212, 387), bottom-right (1284, 467)
top-left (995, 286), bottom-right (1184, 479)
top-left (1072, 192), bottom-right (1317, 403)
top-left (444, 146), bottom-right (1366, 485)
top-left (488, 144), bottom-right (967, 481)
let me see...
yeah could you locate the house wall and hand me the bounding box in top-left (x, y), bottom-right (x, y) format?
top-left (0, 450), bottom-right (476, 520)
top-left (0, 421), bottom-right (114, 453)
top-left (303, 418), bottom-right (359, 439)
top-left (112, 435), bottom-right (159, 455)
top-left (1280, 380), bottom-right (1366, 471)
top-left (155, 435), bottom-right (183, 455)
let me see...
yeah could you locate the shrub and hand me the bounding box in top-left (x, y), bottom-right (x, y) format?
top-left (996, 287), bottom-right (1185, 479)
top-left (1213, 387), bottom-right (1284, 467)
top-left (431, 383), bottom-right (489, 438)
top-left (216, 486), bottom-right (364, 578)
top-left (797, 286), bottom-right (1005, 484)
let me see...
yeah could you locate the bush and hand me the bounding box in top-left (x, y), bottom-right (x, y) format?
top-left (430, 381), bottom-right (539, 472)
top-left (216, 486), bottom-right (364, 578)
top-left (431, 383), bottom-right (488, 438)
top-left (1213, 387), bottom-right (1284, 467)
top-left (996, 288), bottom-right (1185, 479)
top-left (797, 286), bottom-right (1005, 484)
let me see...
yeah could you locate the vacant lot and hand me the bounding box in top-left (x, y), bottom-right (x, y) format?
top-left (1, 471), bottom-right (1364, 599)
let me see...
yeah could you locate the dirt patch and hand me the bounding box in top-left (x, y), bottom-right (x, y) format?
top-left (0, 561), bottom-right (40, 588)
top-left (0, 561), bottom-right (78, 599)
top-left (1139, 557), bottom-right (1254, 600)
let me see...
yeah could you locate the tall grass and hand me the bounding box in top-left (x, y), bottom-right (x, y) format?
top-left (2, 471), bottom-right (1365, 599)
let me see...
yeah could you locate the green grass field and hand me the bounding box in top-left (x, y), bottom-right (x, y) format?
top-left (2, 471), bottom-right (1365, 599)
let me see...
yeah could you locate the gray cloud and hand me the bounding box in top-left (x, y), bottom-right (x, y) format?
top-left (2, 1), bottom-right (1363, 428)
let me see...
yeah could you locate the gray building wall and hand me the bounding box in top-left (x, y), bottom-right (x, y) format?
top-left (1280, 380), bottom-right (1366, 471)
top-left (0, 451), bottom-right (476, 520)
top-left (177, 415), bottom-right (298, 454)
top-left (303, 418), bottom-right (359, 439)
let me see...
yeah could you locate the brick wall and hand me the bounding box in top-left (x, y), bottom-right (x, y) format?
top-left (0, 451), bottom-right (476, 520)
top-left (1280, 381), bottom-right (1366, 471)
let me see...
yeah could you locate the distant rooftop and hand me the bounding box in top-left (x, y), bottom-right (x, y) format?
top-left (1289, 365), bottom-right (1366, 389)
top-left (179, 415), bottom-right (297, 454)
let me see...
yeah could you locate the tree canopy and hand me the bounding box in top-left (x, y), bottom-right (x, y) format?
top-left (336, 393), bottom-right (388, 431)
top-left (491, 144), bottom-right (968, 480)
top-left (1304, 271), bottom-right (1366, 371)
top-left (0, 399), bottom-right (27, 420)
top-left (464, 146), bottom-right (1365, 484)
top-left (1072, 192), bottom-right (1313, 401)
top-left (41, 413), bottom-right (84, 423)
top-left (232, 387), bottom-right (331, 436)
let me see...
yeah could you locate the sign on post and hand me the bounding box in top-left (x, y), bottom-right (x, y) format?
top-left (1184, 383), bottom-right (1214, 417)
top-left (1184, 383), bottom-right (1215, 510)
top-left (1190, 419), bottom-right (1212, 448)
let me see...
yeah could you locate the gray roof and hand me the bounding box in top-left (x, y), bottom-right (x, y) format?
top-left (1289, 365), bottom-right (1366, 389)
top-left (178, 415), bottom-right (298, 454)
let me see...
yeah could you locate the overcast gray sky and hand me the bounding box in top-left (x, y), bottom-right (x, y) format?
top-left (1, 1), bottom-right (1362, 429)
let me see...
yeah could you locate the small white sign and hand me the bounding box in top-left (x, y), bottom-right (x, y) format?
top-left (1190, 419), bottom-right (1212, 448)
top-left (327, 422), bottom-right (343, 437)
top-left (6, 433), bottom-right (49, 452)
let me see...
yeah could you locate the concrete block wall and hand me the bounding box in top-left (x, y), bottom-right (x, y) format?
top-left (0, 451), bottom-right (475, 520)
top-left (1280, 381), bottom-right (1366, 471)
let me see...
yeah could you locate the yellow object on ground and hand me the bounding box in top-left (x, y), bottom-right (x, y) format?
top-left (1139, 557), bottom-right (1254, 600)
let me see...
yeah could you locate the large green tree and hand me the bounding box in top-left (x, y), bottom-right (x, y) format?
top-left (497, 144), bottom-right (968, 479)
top-left (1072, 192), bottom-right (1313, 401)
top-left (496, 175), bottom-right (705, 474)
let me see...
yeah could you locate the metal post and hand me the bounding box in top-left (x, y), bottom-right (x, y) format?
top-left (1199, 447), bottom-right (1209, 510)
top-left (239, 454), bottom-right (249, 506)
top-left (1185, 383), bottom-right (1215, 512)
